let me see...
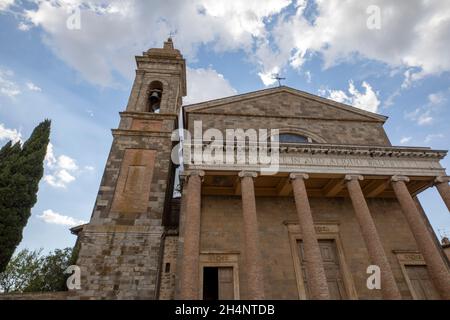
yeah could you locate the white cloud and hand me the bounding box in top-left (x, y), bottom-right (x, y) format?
top-left (323, 81), bottom-right (380, 113)
top-left (0, 68), bottom-right (21, 98)
top-left (44, 142), bottom-right (57, 167)
top-left (4, 0), bottom-right (450, 88)
top-left (425, 133), bottom-right (444, 143)
top-left (18, 21), bottom-right (31, 31)
top-left (404, 89), bottom-right (447, 126)
top-left (400, 136), bottom-right (412, 145)
top-left (184, 67), bottom-right (237, 104)
top-left (405, 108), bottom-right (433, 126)
top-left (26, 82), bottom-right (42, 92)
top-left (43, 143), bottom-right (79, 188)
top-left (58, 154), bottom-right (78, 171)
top-left (37, 209), bottom-right (87, 227)
top-left (264, 0), bottom-right (450, 86)
top-left (44, 170), bottom-right (76, 188)
top-left (0, 123), bottom-right (22, 144)
top-left (428, 92), bottom-right (445, 105)
top-left (0, 0), bottom-right (14, 11)
top-left (305, 71), bottom-right (312, 83)
top-left (417, 112), bottom-right (433, 126)
top-left (20, 0), bottom-right (290, 86)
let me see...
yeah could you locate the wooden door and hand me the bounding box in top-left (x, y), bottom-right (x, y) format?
top-left (218, 267), bottom-right (234, 300)
top-left (405, 265), bottom-right (440, 300)
top-left (298, 239), bottom-right (347, 299)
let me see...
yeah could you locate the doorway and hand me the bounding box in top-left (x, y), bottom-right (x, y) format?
top-left (202, 267), bottom-right (234, 300)
top-left (298, 239), bottom-right (348, 299)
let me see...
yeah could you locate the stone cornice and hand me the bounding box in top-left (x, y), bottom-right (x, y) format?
top-left (185, 111), bottom-right (384, 123)
top-left (183, 142), bottom-right (447, 177)
top-left (112, 129), bottom-right (172, 138)
top-left (184, 141), bottom-right (447, 160)
top-left (183, 86), bottom-right (387, 122)
top-left (278, 143), bottom-right (447, 160)
top-left (119, 111), bottom-right (178, 120)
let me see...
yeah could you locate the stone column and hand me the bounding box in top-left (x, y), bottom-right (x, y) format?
top-left (391, 176), bottom-right (450, 299)
top-left (290, 173), bottom-right (330, 300)
top-left (179, 170), bottom-right (204, 300)
top-left (435, 176), bottom-right (450, 212)
top-left (239, 171), bottom-right (265, 300)
top-left (345, 175), bottom-right (401, 299)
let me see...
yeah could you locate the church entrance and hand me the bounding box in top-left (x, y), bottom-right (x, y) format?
top-left (202, 267), bottom-right (234, 300)
top-left (297, 239), bottom-right (348, 299)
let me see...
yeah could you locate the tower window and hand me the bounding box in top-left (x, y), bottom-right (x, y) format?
top-left (147, 81), bottom-right (163, 113)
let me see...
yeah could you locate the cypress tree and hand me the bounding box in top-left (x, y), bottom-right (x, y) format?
top-left (0, 141), bottom-right (13, 163)
top-left (0, 120), bottom-right (51, 272)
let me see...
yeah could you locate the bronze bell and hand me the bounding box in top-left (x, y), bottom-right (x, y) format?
top-left (149, 89), bottom-right (162, 112)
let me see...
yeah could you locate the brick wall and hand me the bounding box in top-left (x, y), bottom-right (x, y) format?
top-left (186, 91), bottom-right (391, 146)
top-left (199, 195), bottom-right (418, 299)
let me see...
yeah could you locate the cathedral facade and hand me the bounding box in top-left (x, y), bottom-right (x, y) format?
top-left (72, 39), bottom-right (450, 300)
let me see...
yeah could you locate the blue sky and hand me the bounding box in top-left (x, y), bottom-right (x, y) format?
top-left (0, 0), bottom-right (449, 253)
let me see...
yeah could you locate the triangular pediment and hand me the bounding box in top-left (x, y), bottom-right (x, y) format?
top-left (184, 86), bottom-right (387, 122)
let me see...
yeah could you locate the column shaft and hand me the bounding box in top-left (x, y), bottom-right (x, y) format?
top-left (435, 177), bottom-right (450, 212)
top-left (290, 174), bottom-right (330, 300)
top-left (240, 172), bottom-right (265, 300)
top-left (345, 176), bottom-right (401, 299)
top-left (392, 177), bottom-right (450, 299)
top-left (179, 172), bottom-right (203, 300)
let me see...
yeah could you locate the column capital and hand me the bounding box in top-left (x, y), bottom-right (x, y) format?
top-left (238, 171), bottom-right (258, 179)
top-left (344, 175), bottom-right (364, 182)
top-left (391, 175), bottom-right (410, 183)
top-left (435, 176), bottom-right (450, 184)
top-left (180, 170), bottom-right (205, 184)
top-left (289, 173), bottom-right (309, 181)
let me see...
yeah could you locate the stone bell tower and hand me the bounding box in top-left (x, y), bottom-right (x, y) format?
top-left (74, 39), bottom-right (186, 299)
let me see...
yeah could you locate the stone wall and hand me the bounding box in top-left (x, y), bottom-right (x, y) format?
top-left (0, 292), bottom-right (70, 300)
top-left (158, 233), bottom-right (179, 300)
top-left (73, 225), bottom-right (163, 300)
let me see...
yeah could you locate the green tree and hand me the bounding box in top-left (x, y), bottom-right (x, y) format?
top-left (0, 249), bottom-right (43, 293)
top-left (25, 248), bottom-right (73, 292)
top-left (0, 248), bottom-right (73, 293)
top-left (0, 120), bottom-right (51, 272)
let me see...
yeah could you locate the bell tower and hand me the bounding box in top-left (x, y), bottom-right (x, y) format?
top-left (74, 39), bottom-right (186, 299)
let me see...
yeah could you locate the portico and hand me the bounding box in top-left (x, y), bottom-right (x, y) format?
top-left (177, 141), bottom-right (450, 299)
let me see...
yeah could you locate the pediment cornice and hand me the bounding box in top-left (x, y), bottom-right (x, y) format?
top-left (183, 86), bottom-right (388, 122)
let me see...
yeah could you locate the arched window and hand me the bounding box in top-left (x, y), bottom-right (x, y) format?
top-left (147, 81), bottom-right (163, 113)
top-left (279, 133), bottom-right (312, 144)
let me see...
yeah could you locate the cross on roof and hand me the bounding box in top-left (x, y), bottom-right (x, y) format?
top-left (272, 73), bottom-right (286, 87)
top-left (168, 30), bottom-right (177, 40)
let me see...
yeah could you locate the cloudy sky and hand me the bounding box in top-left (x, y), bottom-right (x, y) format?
top-left (0, 0), bottom-right (449, 252)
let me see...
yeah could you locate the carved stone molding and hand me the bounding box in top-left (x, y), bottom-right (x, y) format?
top-left (289, 173), bottom-right (309, 181)
top-left (184, 142), bottom-right (446, 177)
top-left (180, 170), bottom-right (205, 185)
top-left (344, 175), bottom-right (364, 182)
top-left (238, 171), bottom-right (258, 179)
top-left (391, 175), bottom-right (410, 183)
top-left (435, 176), bottom-right (450, 184)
